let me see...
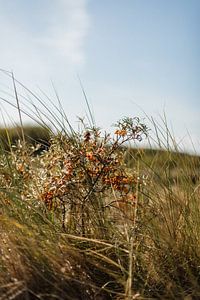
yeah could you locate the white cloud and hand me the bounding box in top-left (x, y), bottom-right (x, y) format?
top-left (0, 0), bottom-right (90, 125)
top-left (36, 0), bottom-right (90, 64)
top-left (0, 0), bottom-right (90, 129)
top-left (0, 0), bottom-right (90, 79)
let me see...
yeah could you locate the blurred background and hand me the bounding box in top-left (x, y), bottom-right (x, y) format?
top-left (0, 0), bottom-right (199, 153)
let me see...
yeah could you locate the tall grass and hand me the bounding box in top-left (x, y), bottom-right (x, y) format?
top-left (0, 72), bottom-right (200, 299)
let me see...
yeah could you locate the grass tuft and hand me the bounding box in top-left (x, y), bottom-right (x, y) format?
top-left (0, 73), bottom-right (200, 299)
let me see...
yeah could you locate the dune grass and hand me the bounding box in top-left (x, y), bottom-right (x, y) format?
top-left (0, 73), bottom-right (200, 299)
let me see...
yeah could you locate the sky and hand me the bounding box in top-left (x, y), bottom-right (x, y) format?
top-left (0, 0), bottom-right (199, 153)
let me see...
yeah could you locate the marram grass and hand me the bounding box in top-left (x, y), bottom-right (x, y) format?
top-left (0, 74), bottom-right (200, 299)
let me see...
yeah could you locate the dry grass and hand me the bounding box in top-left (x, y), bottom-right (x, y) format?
top-left (0, 72), bottom-right (200, 299)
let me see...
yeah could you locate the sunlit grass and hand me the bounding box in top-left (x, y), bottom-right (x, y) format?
top-left (0, 72), bottom-right (200, 299)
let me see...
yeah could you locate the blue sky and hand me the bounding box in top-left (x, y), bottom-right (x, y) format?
top-left (0, 0), bottom-right (199, 153)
